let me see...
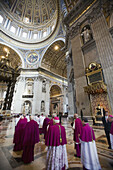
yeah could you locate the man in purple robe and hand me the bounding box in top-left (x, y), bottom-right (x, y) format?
top-left (49, 113), bottom-right (57, 126)
top-left (80, 117), bottom-right (101, 170)
top-left (22, 115), bottom-right (40, 164)
top-left (45, 117), bottom-right (68, 170)
top-left (42, 117), bottom-right (50, 139)
top-left (73, 113), bottom-right (82, 157)
top-left (109, 115), bottom-right (113, 149)
top-left (13, 115), bottom-right (27, 151)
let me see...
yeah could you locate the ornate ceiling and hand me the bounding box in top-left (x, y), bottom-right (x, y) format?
top-left (0, 44), bottom-right (22, 69)
top-left (50, 85), bottom-right (62, 97)
top-left (64, 0), bottom-right (79, 12)
top-left (0, 0), bottom-right (59, 43)
top-left (41, 40), bottom-right (67, 78)
top-left (2, 0), bottom-right (57, 26)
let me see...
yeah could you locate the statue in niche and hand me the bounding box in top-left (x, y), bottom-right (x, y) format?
top-left (27, 83), bottom-right (33, 94)
top-left (23, 102), bottom-right (30, 114)
top-left (81, 26), bottom-right (92, 44)
top-left (41, 101), bottom-right (45, 112)
top-left (53, 103), bottom-right (58, 114)
top-left (42, 80), bottom-right (46, 92)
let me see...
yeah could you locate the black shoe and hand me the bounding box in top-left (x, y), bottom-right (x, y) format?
top-left (74, 154), bottom-right (77, 157)
top-left (74, 154), bottom-right (81, 158)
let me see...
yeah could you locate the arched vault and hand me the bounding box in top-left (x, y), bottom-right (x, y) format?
top-left (41, 40), bottom-right (67, 78)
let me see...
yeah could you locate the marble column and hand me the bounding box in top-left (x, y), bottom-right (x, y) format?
top-left (12, 76), bottom-right (25, 113)
top-left (3, 81), bottom-right (11, 110)
top-left (45, 80), bottom-right (50, 116)
top-left (90, 8), bottom-right (113, 112)
top-left (66, 51), bottom-right (76, 116)
top-left (7, 80), bottom-right (16, 110)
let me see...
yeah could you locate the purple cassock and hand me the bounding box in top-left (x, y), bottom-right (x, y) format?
top-left (80, 123), bottom-right (101, 170)
top-left (49, 118), bottom-right (53, 126)
top-left (110, 122), bottom-right (113, 149)
top-left (42, 117), bottom-right (50, 139)
top-left (110, 122), bottom-right (113, 135)
top-left (22, 120), bottom-right (40, 164)
top-left (45, 123), bottom-right (68, 170)
top-left (13, 117), bottom-right (27, 151)
top-left (46, 123), bottom-right (67, 146)
top-left (73, 118), bottom-right (82, 157)
top-left (80, 123), bottom-right (95, 142)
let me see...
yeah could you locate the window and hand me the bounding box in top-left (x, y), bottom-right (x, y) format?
top-left (33, 33), bottom-right (37, 39)
top-left (52, 25), bottom-right (55, 31)
top-left (22, 32), bottom-right (27, 38)
top-left (43, 31), bottom-right (47, 37)
top-left (0, 15), bottom-right (3, 23)
top-left (10, 26), bottom-right (16, 33)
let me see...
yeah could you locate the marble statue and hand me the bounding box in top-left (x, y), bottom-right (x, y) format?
top-left (41, 101), bottom-right (45, 112)
top-left (81, 27), bottom-right (92, 44)
top-left (42, 80), bottom-right (46, 92)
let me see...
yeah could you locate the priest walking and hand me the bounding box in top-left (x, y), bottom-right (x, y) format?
top-left (45, 117), bottom-right (68, 170)
top-left (22, 115), bottom-right (40, 164)
top-left (73, 113), bottom-right (82, 157)
top-left (43, 116), bottom-right (50, 139)
top-left (13, 114), bottom-right (27, 151)
top-left (80, 117), bottom-right (101, 170)
top-left (109, 115), bottom-right (113, 149)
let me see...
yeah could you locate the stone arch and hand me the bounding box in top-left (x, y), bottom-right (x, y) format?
top-left (41, 38), bottom-right (67, 77)
top-left (41, 37), bottom-right (65, 63)
top-left (0, 41), bottom-right (24, 68)
top-left (49, 85), bottom-right (63, 115)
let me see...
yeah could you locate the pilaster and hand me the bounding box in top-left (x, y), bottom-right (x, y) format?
top-left (89, 6), bottom-right (113, 112)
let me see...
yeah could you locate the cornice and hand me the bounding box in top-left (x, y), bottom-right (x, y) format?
top-left (63, 0), bottom-right (96, 27)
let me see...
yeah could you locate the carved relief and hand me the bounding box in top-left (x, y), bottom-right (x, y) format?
top-left (88, 6), bottom-right (102, 24)
top-left (69, 23), bottom-right (80, 39)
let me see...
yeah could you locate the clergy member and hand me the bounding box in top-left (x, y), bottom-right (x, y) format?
top-left (13, 114), bottom-right (27, 151)
top-left (15, 114), bottom-right (20, 126)
top-left (73, 113), bottom-right (82, 157)
top-left (49, 113), bottom-right (57, 126)
top-left (39, 113), bottom-right (45, 134)
top-left (45, 117), bottom-right (68, 170)
top-left (22, 115), bottom-right (40, 163)
top-left (109, 115), bottom-right (113, 149)
top-left (42, 116), bottom-right (50, 139)
top-left (80, 117), bottom-right (101, 170)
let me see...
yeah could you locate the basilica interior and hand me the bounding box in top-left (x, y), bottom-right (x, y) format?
top-left (0, 0), bottom-right (113, 169)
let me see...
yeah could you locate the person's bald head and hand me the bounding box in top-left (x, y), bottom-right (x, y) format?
top-left (74, 113), bottom-right (78, 119)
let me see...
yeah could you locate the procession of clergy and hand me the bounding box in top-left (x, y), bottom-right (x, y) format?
top-left (13, 112), bottom-right (113, 170)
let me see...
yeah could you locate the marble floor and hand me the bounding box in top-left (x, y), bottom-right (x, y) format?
top-left (0, 117), bottom-right (113, 170)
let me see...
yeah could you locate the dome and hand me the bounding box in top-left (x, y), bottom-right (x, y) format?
top-left (0, 0), bottom-right (59, 43)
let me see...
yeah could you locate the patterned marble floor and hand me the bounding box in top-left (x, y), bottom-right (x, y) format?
top-left (0, 117), bottom-right (113, 170)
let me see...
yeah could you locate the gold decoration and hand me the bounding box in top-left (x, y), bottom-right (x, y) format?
top-left (84, 82), bottom-right (107, 94)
